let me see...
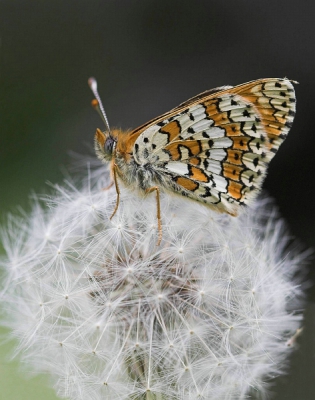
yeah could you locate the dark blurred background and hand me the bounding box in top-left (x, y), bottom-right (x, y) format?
top-left (0, 1), bottom-right (315, 399)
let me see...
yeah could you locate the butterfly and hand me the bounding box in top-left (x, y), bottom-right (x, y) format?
top-left (89, 78), bottom-right (296, 244)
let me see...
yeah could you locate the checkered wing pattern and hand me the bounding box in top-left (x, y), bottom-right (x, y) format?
top-left (133, 78), bottom-right (296, 214)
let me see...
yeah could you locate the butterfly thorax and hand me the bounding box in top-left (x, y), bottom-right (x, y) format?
top-left (115, 136), bottom-right (162, 192)
top-left (94, 128), bottom-right (158, 191)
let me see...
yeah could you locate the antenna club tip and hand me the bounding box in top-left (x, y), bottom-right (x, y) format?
top-left (88, 77), bottom-right (97, 89)
top-left (88, 78), bottom-right (111, 133)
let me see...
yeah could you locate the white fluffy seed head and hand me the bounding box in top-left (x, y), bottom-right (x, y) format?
top-left (0, 163), bottom-right (305, 400)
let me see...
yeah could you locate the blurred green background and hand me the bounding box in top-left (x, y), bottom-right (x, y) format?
top-left (1, 1), bottom-right (315, 399)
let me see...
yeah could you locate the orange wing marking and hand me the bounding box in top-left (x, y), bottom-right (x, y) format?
top-left (175, 177), bottom-right (199, 191)
top-left (160, 121), bottom-right (181, 142)
top-left (189, 166), bottom-right (209, 182)
top-left (227, 181), bottom-right (243, 200)
top-left (189, 157), bottom-right (201, 166)
top-left (226, 149), bottom-right (243, 165)
top-left (223, 164), bottom-right (244, 181)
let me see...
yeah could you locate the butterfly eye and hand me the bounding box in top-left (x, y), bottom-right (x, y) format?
top-left (104, 136), bottom-right (116, 155)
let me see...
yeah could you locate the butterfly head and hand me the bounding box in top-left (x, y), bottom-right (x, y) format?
top-left (94, 128), bottom-right (116, 162)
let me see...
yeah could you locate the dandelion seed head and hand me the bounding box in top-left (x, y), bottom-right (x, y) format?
top-left (0, 163), bottom-right (305, 400)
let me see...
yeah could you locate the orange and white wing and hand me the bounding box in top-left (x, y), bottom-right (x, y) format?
top-left (132, 78), bottom-right (296, 214)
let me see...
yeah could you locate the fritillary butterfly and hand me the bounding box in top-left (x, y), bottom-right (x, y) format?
top-left (89, 78), bottom-right (296, 244)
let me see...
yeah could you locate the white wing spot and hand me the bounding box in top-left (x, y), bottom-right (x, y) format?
top-left (205, 160), bottom-right (222, 175)
top-left (165, 162), bottom-right (189, 175)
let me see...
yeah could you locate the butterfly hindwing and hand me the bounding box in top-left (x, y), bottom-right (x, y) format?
top-left (132, 78), bottom-right (296, 214)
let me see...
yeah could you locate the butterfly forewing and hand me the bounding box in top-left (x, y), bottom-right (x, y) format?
top-left (132, 78), bottom-right (296, 214)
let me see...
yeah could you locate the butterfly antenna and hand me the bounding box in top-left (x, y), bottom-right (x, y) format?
top-left (88, 77), bottom-right (112, 135)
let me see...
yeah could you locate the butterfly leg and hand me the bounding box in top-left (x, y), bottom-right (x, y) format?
top-left (110, 163), bottom-right (120, 220)
top-left (145, 186), bottom-right (162, 246)
top-left (102, 181), bottom-right (114, 191)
